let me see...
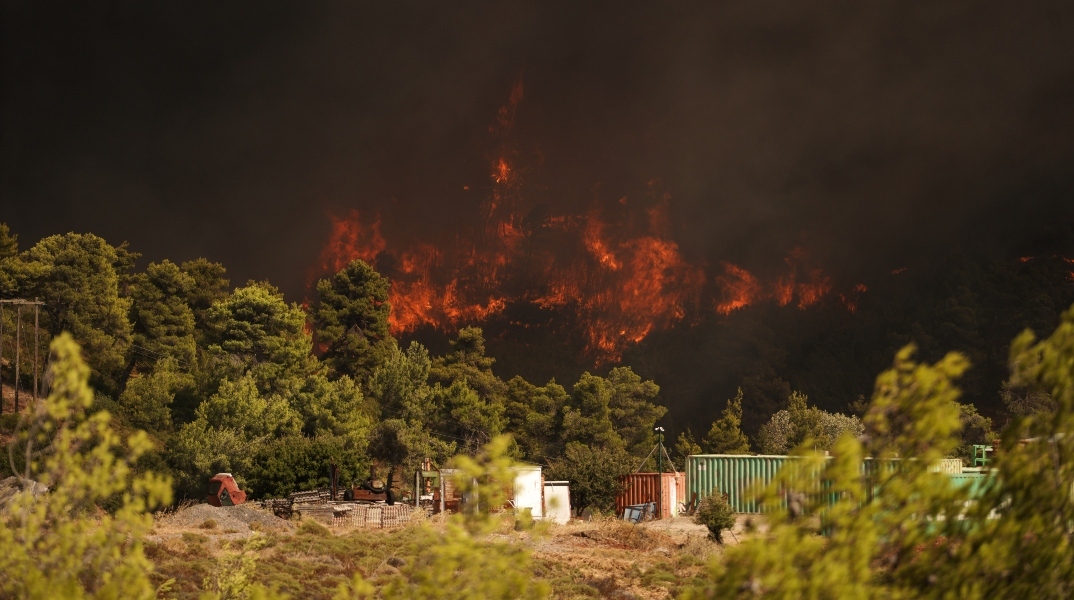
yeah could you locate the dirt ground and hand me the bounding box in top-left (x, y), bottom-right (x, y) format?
top-left (146, 504), bottom-right (751, 599)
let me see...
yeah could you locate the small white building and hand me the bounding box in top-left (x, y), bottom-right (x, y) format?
top-left (543, 480), bottom-right (571, 524)
top-left (511, 465), bottom-right (544, 519)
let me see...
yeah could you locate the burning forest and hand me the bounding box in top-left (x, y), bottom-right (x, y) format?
top-left (311, 83), bottom-right (864, 362)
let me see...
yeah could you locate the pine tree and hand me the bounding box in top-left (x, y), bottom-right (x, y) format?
top-left (204, 282), bottom-right (315, 395)
top-left (703, 388), bottom-right (750, 454)
top-left (673, 428), bottom-right (703, 469)
top-left (313, 259), bottom-right (394, 383)
top-left (20, 233), bottom-right (133, 393)
top-left (0, 222), bottom-right (18, 259)
top-left (127, 260), bottom-right (198, 374)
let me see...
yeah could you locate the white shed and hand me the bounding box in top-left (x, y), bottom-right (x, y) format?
top-left (511, 465), bottom-right (544, 519)
top-left (543, 480), bottom-right (571, 524)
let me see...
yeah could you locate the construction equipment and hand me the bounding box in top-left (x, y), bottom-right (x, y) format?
top-left (343, 478), bottom-right (396, 504)
top-left (206, 473), bottom-right (247, 506)
top-left (260, 489), bottom-right (330, 519)
top-left (414, 458), bottom-right (441, 512)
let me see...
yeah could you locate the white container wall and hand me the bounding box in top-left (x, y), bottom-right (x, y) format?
top-left (543, 481), bottom-right (571, 524)
top-left (512, 466), bottom-right (544, 519)
top-left (669, 476), bottom-right (679, 517)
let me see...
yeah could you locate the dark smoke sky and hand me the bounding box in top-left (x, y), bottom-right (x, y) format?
top-left (3, 2), bottom-right (1074, 300)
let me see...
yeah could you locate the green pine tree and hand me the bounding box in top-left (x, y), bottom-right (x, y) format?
top-left (0, 222), bottom-right (18, 259)
top-left (19, 233), bottom-right (133, 393)
top-left (127, 260), bottom-right (198, 375)
top-left (313, 259), bottom-right (394, 383)
top-left (204, 282), bottom-right (315, 395)
top-left (703, 388), bottom-right (750, 454)
top-left (673, 428), bottom-right (703, 469)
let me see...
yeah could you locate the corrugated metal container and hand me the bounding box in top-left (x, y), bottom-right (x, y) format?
top-left (689, 455), bottom-right (979, 514)
top-left (687, 455), bottom-right (792, 514)
top-left (615, 472), bottom-right (685, 519)
top-left (947, 472), bottom-right (989, 500)
top-left (930, 458), bottom-right (963, 474)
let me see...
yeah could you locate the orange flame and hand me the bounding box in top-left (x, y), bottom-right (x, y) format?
top-left (716, 263), bottom-right (762, 315)
top-left (714, 249), bottom-right (837, 315)
top-left (839, 284), bottom-right (869, 313)
top-left (583, 209), bottom-right (622, 270)
top-left (310, 82), bottom-right (864, 363)
top-left (315, 209), bottom-right (386, 277)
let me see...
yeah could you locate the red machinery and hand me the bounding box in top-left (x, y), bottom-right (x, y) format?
top-left (206, 473), bottom-right (247, 506)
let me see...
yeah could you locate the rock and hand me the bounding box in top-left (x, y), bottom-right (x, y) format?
top-left (155, 502), bottom-right (292, 536)
top-left (0, 476), bottom-right (48, 511)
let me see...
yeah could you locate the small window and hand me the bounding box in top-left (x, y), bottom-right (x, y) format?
top-left (208, 481), bottom-right (222, 496)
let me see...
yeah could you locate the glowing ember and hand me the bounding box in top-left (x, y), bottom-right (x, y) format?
top-left (839, 284), bottom-right (869, 313)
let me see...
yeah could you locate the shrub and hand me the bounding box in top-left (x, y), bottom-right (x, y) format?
top-left (545, 442), bottom-right (635, 513)
top-left (695, 492), bottom-right (735, 543)
top-left (297, 519), bottom-right (331, 537)
top-left (0, 334), bottom-right (172, 598)
top-left (757, 399), bottom-right (864, 454)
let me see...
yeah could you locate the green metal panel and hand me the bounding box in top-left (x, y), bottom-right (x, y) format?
top-left (686, 455), bottom-right (793, 514)
top-left (687, 454), bottom-right (975, 514)
top-left (947, 472), bottom-right (989, 500)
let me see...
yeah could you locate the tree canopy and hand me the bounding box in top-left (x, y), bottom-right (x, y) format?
top-left (313, 259), bottom-right (394, 382)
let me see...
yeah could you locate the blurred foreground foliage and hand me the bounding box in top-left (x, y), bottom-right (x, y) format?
top-left (335, 435), bottom-right (550, 600)
top-left (686, 303), bottom-right (1074, 599)
top-left (0, 334), bottom-right (172, 599)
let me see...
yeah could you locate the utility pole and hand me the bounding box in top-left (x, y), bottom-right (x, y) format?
top-left (34, 303), bottom-right (39, 399)
top-left (655, 426), bottom-right (665, 519)
top-left (0, 303), bottom-right (4, 415)
top-left (0, 299), bottom-right (46, 412)
top-left (14, 305), bottom-right (20, 413)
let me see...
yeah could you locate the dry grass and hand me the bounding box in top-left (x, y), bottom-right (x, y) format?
top-left (145, 507), bottom-right (739, 599)
top-left (529, 516), bottom-right (724, 599)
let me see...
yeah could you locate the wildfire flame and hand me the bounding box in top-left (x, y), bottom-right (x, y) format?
top-left (714, 248), bottom-right (835, 315)
top-left (317, 210), bottom-right (386, 276)
top-left (311, 82), bottom-right (865, 362)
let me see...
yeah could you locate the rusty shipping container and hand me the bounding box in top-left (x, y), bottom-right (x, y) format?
top-left (615, 472), bottom-right (686, 519)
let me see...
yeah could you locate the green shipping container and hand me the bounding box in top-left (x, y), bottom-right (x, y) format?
top-left (947, 472), bottom-right (989, 500)
top-left (687, 454), bottom-right (975, 514)
top-left (686, 455), bottom-right (794, 514)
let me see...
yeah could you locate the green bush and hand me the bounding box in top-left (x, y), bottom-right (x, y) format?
top-left (695, 491), bottom-right (736, 543)
top-left (247, 434), bottom-right (367, 499)
top-left (0, 333), bottom-right (172, 598)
